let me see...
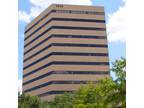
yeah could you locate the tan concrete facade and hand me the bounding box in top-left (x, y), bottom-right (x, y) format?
top-left (23, 4), bottom-right (110, 101)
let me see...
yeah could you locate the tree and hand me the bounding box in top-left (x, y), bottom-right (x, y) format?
top-left (49, 92), bottom-right (75, 108)
top-left (18, 94), bottom-right (41, 108)
top-left (50, 57), bottom-right (126, 108)
top-left (111, 57), bottom-right (126, 107)
top-left (18, 58), bottom-right (126, 108)
top-left (40, 101), bottom-right (50, 108)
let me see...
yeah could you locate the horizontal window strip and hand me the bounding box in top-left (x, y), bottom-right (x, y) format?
top-left (24, 80), bottom-right (98, 93)
top-left (24, 34), bottom-right (106, 54)
top-left (54, 10), bottom-right (104, 15)
top-left (52, 26), bottom-right (106, 30)
top-left (53, 18), bottom-right (105, 22)
top-left (23, 61), bottom-right (109, 76)
top-left (24, 35), bottom-right (51, 54)
top-left (24, 52), bottom-right (108, 65)
top-left (25, 11), bottom-right (52, 34)
top-left (24, 52), bottom-right (108, 64)
top-left (24, 43), bottom-right (108, 62)
top-left (23, 71), bottom-right (52, 82)
top-left (38, 91), bottom-right (73, 97)
top-left (50, 61), bottom-right (109, 65)
top-left (52, 52), bottom-right (108, 56)
top-left (24, 52), bottom-right (108, 69)
top-left (23, 69), bottom-right (108, 78)
top-left (23, 53), bottom-right (108, 76)
top-left (25, 18), bottom-right (52, 40)
top-left (24, 51), bottom-right (108, 69)
top-left (25, 42), bottom-right (107, 55)
top-left (25, 17), bottom-right (105, 41)
top-left (23, 71), bottom-right (109, 85)
top-left (24, 25), bottom-right (106, 47)
top-left (24, 44), bottom-right (52, 61)
top-left (52, 43), bottom-right (107, 47)
top-left (52, 34), bottom-right (106, 39)
top-left (25, 9), bottom-right (104, 34)
top-left (24, 52), bottom-right (108, 67)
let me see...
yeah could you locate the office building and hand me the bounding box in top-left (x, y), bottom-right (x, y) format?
top-left (23, 4), bottom-right (110, 101)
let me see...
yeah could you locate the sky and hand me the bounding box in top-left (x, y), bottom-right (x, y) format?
top-left (18, 0), bottom-right (126, 92)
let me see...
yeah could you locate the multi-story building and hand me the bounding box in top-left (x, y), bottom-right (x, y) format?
top-left (23, 4), bottom-right (110, 101)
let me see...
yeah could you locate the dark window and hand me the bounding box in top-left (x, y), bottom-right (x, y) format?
top-left (24, 34), bottom-right (106, 55)
top-left (25, 24), bottom-right (106, 45)
top-left (23, 71), bottom-right (109, 84)
top-left (38, 91), bottom-right (73, 97)
top-left (23, 61), bottom-right (109, 77)
top-left (24, 51), bottom-right (108, 70)
top-left (24, 80), bottom-right (98, 93)
top-left (25, 26), bottom-right (106, 47)
top-left (25, 9), bottom-right (104, 36)
top-left (56, 5), bottom-right (64, 8)
top-left (25, 31), bottom-right (106, 48)
top-left (24, 42), bottom-right (107, 62)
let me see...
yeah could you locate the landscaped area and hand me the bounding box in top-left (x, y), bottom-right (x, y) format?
top-left (19, 58), bottom-right (126, 108)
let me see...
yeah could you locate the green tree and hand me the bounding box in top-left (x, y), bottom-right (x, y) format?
top-left (19, 58), bottom-right (126, 108)
top-left (51, 57), bottom-right (126, 108)
top-left (18, 94), bottom-right (41, 108)
top-left (49, 92), bottom-right (75, 108)
top-left (111, 57), bottom-right (126, 107)
top-left (40, 101), bottom-right (50, 108)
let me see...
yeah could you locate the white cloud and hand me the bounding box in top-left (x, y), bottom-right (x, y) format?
top-left (19, 6), bottom-right (42, 23)
top-left (18, 79), bottom-right (22, 94)
top-left (107, 0), bottom-right (126, 43)
top-left (19, 0), bottom-right (92, 23)
top-left (18, 11), bottom-right (31, 23)
top-left (30, 0), bottom-right (92, 8)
